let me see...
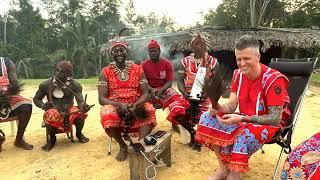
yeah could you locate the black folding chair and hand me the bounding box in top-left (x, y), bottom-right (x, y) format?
top-left (267, 57), bottom-right (318, 180)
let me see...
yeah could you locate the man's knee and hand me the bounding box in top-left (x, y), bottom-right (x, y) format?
top-left (9, 104), bottom-right (32, 118)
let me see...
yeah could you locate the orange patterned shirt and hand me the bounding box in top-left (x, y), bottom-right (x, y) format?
top-left (103, 61), bottom-right (142, 104)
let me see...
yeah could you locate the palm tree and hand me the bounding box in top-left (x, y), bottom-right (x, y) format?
top-left (15, 58), bottom-right (34, 79)
top-left (65, 11), bottom-right (97, 78)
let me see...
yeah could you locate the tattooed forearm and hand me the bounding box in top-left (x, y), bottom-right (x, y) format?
top-left (243, 106), bottom-right (283, 126)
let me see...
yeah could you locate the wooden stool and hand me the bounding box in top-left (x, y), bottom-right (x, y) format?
top-left (128, 132), bottom-right (172, 180)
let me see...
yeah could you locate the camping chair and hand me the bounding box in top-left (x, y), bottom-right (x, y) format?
top-left (266, 57), bottom-right (318, 180)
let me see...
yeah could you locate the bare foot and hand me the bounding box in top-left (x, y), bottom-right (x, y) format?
top-left (207, 168), bottom-right (229, 180)
top-left (42, 136), bottom-right (56, 151)
top-left (116, 145), bottom-right (128, 162)
top-left (76, 133), bottom-right (89, 143)
top-left (41, 142), bottom-right (55, 151)
top-left (14, 139), bottom-right (33, 150)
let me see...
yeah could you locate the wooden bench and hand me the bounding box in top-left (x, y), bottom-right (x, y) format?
top-left (128, 132), bottom-right (172, 180)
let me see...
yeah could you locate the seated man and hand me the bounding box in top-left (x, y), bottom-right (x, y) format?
top-left (177, 34), bottom-right (219, 148)
top-left (142, 40), bottom-right (190, 132)
top-left (0, 57), bottom-right (33, 151)
top-left (98, 40), bottom-right (156, 162)
top-left (33, 61), bottom-right (90, 151)
top-left (195, 35), bottom-right (291, 180)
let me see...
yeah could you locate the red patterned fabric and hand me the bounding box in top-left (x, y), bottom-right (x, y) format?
top-left (195, 64), bottom-right (291, 173)
top-left (110, 41), bottom-right (128, 50)
top-left (0, 57), bottom-right (9, 92)
top-left (281, 132), bottom-right (320, 180)
top-left (180, 53), bottom-right (218, 94)
top-left (43, 106), bottom-right (87, 132)
top-left (103, 61), bottom-right (142, 103)
top-left (0, 57), bottom-right (32, 121)
top-left (231, 64), bottom-right (291, 127)
top-left (100, 103), bottom-right (156, 135)
top-left (100, 61), bottom-right (156, 134)
top-left (142, 58), bottom-right (190, 125)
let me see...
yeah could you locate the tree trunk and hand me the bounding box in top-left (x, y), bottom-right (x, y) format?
top-left (258, 0), bottom-right (271, 26)
top-left (250, 0), bottom-right (257, 28)
top-left (83, 64), bottom-right (88, 78)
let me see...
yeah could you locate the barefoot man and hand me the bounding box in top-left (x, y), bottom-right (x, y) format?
top-left (33, 61), bottom-right (90, 151)
top-left (0, 57), bottom-right (33, 151)
top-left (98, 40), bottom-right (156, 161)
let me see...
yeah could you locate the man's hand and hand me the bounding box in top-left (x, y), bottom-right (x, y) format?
top-left (80, 104), bottom-right (91, 113)
top-left (219, 114), bottom-right (243, 125)
top-left (155, 88), bottom-right (164, 99)
top-left (119, 103), bottom-right (130, 114)
top-left (42, 102), bottom-right (53, 111)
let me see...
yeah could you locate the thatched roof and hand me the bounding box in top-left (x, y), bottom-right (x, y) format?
top-left (103, 27), bottom-right (320, 57)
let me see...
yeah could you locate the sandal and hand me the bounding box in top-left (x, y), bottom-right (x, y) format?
top-left (0, 129), bottom-right (5, 152)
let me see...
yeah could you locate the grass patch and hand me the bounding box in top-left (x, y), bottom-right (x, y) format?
top-left (19, 74), bottom-right (320, 87)
top-left (311, 73), bottom-right (320, 86)
top-left (21, 77), bottom-right (98, 86)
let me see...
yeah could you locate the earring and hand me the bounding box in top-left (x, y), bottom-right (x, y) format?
top-left (66, 77), bottom-right (71, 86)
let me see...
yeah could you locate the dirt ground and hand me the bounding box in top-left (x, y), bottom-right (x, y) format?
top-left (0, 85), bottom-right (319, 180)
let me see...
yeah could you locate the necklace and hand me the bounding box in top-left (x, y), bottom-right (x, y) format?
top-left (52, 77), bottom-right (71, 98)
top-left (113, 62), bottom-right (131, 82)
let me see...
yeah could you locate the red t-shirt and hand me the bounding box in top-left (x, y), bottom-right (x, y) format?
top-left (142, 58), bottom-right (174, 88)
top-left (231, 65), bottom-right (287, 116)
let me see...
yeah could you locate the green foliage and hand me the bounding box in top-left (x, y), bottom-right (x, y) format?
top-left (123, 0), bottom-right (175, 35)
top-left (283, 0), bottom-right (320, 27)
top-left (311, 73), bottom-right (320, 86)
top-left (203, 0), bottom-right (287, 28)
top-left (1, 0), bottom-right (319, 79)
top-left (21, 77), bottom-right (98, 86)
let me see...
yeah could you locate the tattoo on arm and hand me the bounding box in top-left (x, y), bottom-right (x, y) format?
top-left (247, 106), bottom-right (282, 126)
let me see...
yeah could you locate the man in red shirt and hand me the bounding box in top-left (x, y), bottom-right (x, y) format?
top-left (195, 35), bottom-right (291, 180)
top-left (142, 40), bottom-right (190, 132)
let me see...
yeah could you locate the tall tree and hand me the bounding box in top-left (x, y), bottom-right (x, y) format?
top-left (283, 0), bottom-right (320, 27)
top-left (203, 0), bottom-right (287, 28)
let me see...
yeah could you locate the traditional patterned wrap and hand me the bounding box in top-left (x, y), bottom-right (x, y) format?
top-left (0, 57), bottom-right (10, 92)
top-left (180, 53), bottom-right (218, 119)
top-left (100, 61), bottom-right (156, 134)
top-left (43, 106), bottom-right (87, 132)
top-left (0, 57), bottom-right (31, 120)
top-left (281, 132), bottom-right (320, 180)
top-left (180, 53), bottom-right (218, 94)
top-left (195, 64), bottom-right (291, 172)
top-left (149, 87), bottom-right (190, 125)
